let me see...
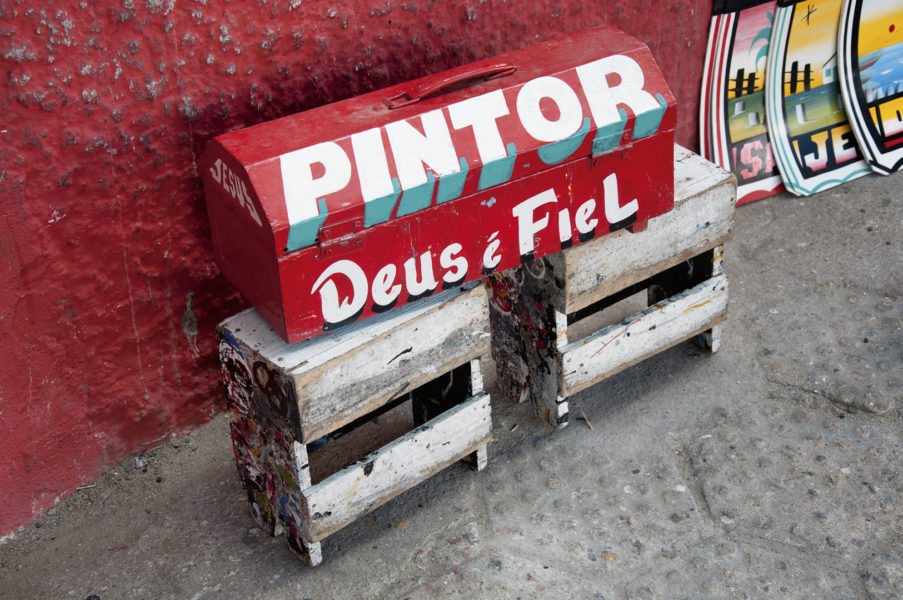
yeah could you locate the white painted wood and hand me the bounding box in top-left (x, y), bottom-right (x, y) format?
top-left (221, 283), bottom-right (491, 441)
top-left (672, 145), bottom-right (735, 200)
top-left (293, 441), bottom-right (312, 491)
top-left (693, 321), bottom-right (723, 353)
top-left (469, 357), bottom-right (484, 395)
top-left (221, 282), bottom-right (483, 370)
top-left (554, 398), bottom-right (569, 429)
top-left (488, 147), bottom-right (735, 427)
top-left (546, 146), bottom-right (736, 314)
top-left (554, 309), bottom-right (568, 347)
top-left (560, 275), bottom-right (729, 396)
top-left (699, 324), bottom-right (723, 353)
top-left (300, 392), bottom-right (492, 542)
top-left (474, 445), bottom-right (488, 471)
top-left (711, 244), bottom-right (724, 277)
top-left (693, 244), bottom-right (724, 354)
top-left (304, 541), bottom-right (322, 567)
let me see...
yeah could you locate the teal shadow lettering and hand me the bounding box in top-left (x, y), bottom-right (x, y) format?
top-left (396, 172), bottom-right (436, 218)
top-left (592, 109), bottom-right (627, 156)
top-left (436, 158), bottom-right (469, 204)
top-left (538, 117), bottom-right (591, 165)
top-left (632, 93), bottom-right (667, 140)
top-left (286, 198), bottom-right (328, 252)
top-left (364, 178), bottom-right (401, 227)
top-left (478, 143), bottom-right (517, 191)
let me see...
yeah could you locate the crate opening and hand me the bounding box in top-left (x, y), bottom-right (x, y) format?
top-left (567, 289), bottom-right (647, 341)
top-left (566, 249), bottom-right (715, 341)
top-left (306, 361), bottom-right (475, 484)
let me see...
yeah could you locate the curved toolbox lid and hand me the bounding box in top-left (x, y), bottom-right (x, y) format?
top-left (200, 25), bottom-right (676, 257)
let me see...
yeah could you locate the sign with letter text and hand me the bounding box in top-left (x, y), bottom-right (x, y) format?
top-left (202, 26), bottom-right (677, 343)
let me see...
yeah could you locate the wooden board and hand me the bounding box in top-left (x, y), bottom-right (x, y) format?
top-left (489, 147), bottom-right (736, 427)
top-left (220, 285), bottom-right (493, 565)
top-left (838, 0), bottom-right (903, 174)
top-left (559, 275), bottom-right (729, 397)
top-left (219, 282), bottom-right (490, 442)
top-left (300, 392), bottom-right (491, 542)
top-left (549, 146), bottom-right (735, 315)
top-left (700, 8), bottom-right (720, 163)
top-left (765, 0), bottom-right (871, 195)
top-left (488, 147), bottom-right (736, 426)
top-left (702, 0), bottom-right (786, 204)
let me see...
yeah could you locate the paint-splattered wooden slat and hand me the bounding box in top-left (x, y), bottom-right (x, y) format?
top-left (547, 146), bottom-right (736, 314)
top-left (488, 147), bottom-right (735, 427)
top-left (559, 274), bottom-right (728, 397)
top-left (220, 282), bottom-right (491, 442)
top-left (300, 392), bottom-right (491, 542)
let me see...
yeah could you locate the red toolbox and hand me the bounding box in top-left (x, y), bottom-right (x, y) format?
top-left (201, 25), bottom-right (677, 343)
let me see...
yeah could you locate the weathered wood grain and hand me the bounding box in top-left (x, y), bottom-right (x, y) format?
top-left (546, 146), bottom-right (736, 314)
top-left (221, 281), bottom-right (495, 565)
top-left (220, 283), bottom-right (491, 441)
top-left (469, 357), bottom-right (484, 395)
top-left (693, 245), bottom-right (725, 353)
top-left (489, 147), bottom-right (736, 427)
top-left (560, 274), bottom-right (728, 396)
top-left (300, 392), bottom-right (492, 542)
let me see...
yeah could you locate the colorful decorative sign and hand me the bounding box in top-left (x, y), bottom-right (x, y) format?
top-left (766, 0), bottom-right (871, 194)
top-left (202, 27), bottom-right (677, 343)
top-left (838, 0), bottom-right (903, 173)
top-left (702, 0), bottom-right (786, 204)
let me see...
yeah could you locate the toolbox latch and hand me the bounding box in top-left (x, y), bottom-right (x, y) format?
top-left (316, 220), bottom-right (365, 259)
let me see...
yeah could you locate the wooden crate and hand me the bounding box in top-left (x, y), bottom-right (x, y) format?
top-left (488, 146), bottom-right (735, 426)
top-left (218, 283), bottom-right (492, 565)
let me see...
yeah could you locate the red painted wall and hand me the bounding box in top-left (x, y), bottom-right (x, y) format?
top-left (0, 0), bottom-right (713, 537)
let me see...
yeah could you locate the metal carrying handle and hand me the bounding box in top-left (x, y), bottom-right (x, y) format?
top-left (386, 63), bottom-right (517, 109)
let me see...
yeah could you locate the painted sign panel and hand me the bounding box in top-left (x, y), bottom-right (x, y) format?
top-left (766, 0), bottom-right (871, 194)
top-left (700, 13), bottom-right (721, 163)
top-left (702, 0), bottom-right (786, 204)
top-left (202, 26), bottom-right (677, 343)
top-left (838, 0), bottom-right (903, 173)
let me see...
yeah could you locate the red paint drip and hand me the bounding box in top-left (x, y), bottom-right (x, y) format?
top-left (891, 24), bottom-right (896, 33)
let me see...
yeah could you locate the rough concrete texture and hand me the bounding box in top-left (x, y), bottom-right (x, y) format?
top-left (0, 0), bottom-right (714, 537)
top-left (2, 171), bottom-right (900, 597)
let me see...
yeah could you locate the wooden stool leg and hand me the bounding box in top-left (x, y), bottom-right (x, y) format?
top-left (469, 357), bottom-right (484, 394)
top-left (553, 312), bottom-right (569, 428)
top-left (304, 540), bottom-right (323, 567)
top-left (293, 441), bottom-right (312, 490)
top-left (695, 324), bottom-right (723, 353)
top-left (465, 357), bottom-right (491, 470)
top-left (539, 309), bottom-right (569, 428)
top-left (694, 245), bottom-right (725, 353)
top-left (553, 397), bottom-right (569, 429)
top-left (292, 440), bottom-right (323, 566)
top-left (473, 444), bottom-right (488, 471)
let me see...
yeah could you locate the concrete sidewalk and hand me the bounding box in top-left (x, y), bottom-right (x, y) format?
top-left (1, 172), bottom-right (900, 599)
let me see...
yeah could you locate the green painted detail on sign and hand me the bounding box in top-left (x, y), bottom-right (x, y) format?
top-left (364, 178), bottom-right (402, 227)
top-left (538, 117), bottom-right (592, 165)
top-left (396, 172), bottom-right (436, 217)
top-left (478, 143), bottom-right (517, 191)
top-left (633, 93), bottom-right (668, 139)
top-left (437, 158), bottom-right (469, 204)
top-left (286, 198), bottom-right (328, 252)
top-left (592, 109), bottom-right (628, 155)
